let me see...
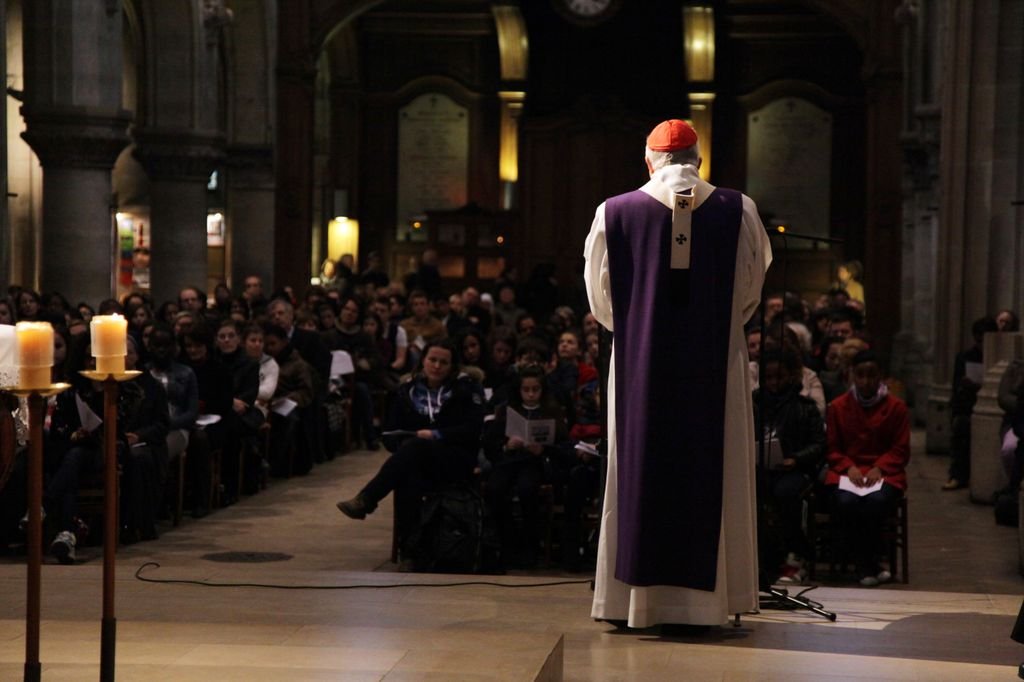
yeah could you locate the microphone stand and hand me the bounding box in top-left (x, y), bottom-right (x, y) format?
top-left (754, 226), bottom-right (843, 622)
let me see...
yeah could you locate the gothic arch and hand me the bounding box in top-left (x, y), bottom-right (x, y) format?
top-left (798, 0), bottom-right (867, 49)
top-left (315, 0), bottom-right (388, 53)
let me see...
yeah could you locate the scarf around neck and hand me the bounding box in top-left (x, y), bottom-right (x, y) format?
top-left (851, 381), bottom-right (889, 409)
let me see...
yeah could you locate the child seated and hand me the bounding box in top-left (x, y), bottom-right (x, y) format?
top-left (825, 350), bottom-right (910, 586)
top-left (482, 365), bottom-right (571, 568)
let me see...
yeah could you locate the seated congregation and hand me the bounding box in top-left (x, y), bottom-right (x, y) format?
top-left (0, 255), bottom-right (922, 587)
top-left (0, 264), bottom-right (608, 573)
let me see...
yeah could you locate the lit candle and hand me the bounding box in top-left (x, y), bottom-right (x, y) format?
top-left (15, 322), bottom-right (54, 390)
top-left (90, 314), bottom-right (127, 375)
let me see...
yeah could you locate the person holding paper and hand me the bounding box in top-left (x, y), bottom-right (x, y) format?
top-left (753, 349), bottom-right (826, 584)
top-left (336, 339), bottom-right (484, 550)
top-left (182, 327), bottom-right (234, 517)
top-left (825, 350), bottom-right (910, 587)
top-left (331, 296), bottom-right (382, 449)
top-left (944, 316), bottom-right (998, 491)
top-left (263, 324), bottom-right (316, 476)
top-left (584, 119), bottom-right (770, 629)
top-left (482, 365), bottom-right (571, 567)
top-left (42, 332), bottom-right (102, 562)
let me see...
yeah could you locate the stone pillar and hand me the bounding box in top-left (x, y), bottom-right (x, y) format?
top-left (970, 332), bottom-right (1024, 504)
top-left (861, 0), bottom-right (905, 363)
top-left (892, 0), bottom-right (944, 424)
top-left (19, 1), bottom-right (130, 305)
top-left (133, 132), bottom-right (223, 306)
top-left (274, 0), bottom-right (315, 290)
top-left (928, 0), bottom-right (1024, 453)
top-left (21, 119), bottom-right (130, 306)
top-left (226, 145), bottom-right (275, 289)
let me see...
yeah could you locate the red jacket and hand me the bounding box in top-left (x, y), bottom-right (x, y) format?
top-left (826, 391), bottom-right (910, 491)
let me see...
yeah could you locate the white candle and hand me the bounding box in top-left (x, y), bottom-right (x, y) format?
top-left (15, 322), bottom-right (54, 389)
top-left (91, 314), bottom-right (127, 375)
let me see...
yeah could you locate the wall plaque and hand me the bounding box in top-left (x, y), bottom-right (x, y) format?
top-left (396, 93), bottom-right (469, 241)
top-left (746, 98), bottom-right (832, 246)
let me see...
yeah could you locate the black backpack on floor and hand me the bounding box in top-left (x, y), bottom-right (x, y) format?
top-left (404, 482), bottom-right (500, 573)
top-left (994, 487), bottom-right (1019, 527)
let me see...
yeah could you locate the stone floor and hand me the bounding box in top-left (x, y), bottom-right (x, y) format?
top-left (1, 429), bottom-right (1023, 680)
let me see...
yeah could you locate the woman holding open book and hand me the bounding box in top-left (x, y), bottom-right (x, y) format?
top-left (483, 365), bottom-right (571, 568)
top-left (335, 338), bottom-right (485, 545)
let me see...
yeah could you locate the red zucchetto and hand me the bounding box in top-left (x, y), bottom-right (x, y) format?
top-left (646, 119), bottom-right (698, 151)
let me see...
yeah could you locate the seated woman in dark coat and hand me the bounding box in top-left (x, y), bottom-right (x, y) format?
top-left (181, 327), bottom-right (234, 517)
top-left (119, 336), bottom-right (170, 543)
top-left (214, 318), bottom-right (261, 500)
top-left (336, 338), bottom-right (485, 542)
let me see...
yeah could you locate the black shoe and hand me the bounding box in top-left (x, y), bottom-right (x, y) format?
top-left (336, 494), bottom-right (376, 520)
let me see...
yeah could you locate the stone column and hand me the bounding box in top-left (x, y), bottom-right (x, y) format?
top-left (970, 332), bottom-right (1023, 504)
top-left (133, 132), bottom-right (224, 306)
top-left (892, 1), bottom-right (944, 424)
top-left (22, 122), bottom-right (129, 304)
top-left (20, 1), bottom-right (130, 305)
top-left (274, 0), bottom-right (315, 290)
top-left (928, 0), bottom-right (1024, 453)
top-left (861, 0), bottom-right (905, 363)
top-left (226, 145), bottom-right (275, 289)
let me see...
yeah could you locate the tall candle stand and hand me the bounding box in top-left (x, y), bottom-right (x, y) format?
top-left (4, 382), bottom-right (70, 682)
top-left (78, 369), bottom-right (140, 682)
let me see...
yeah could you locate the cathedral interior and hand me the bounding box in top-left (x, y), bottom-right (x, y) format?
top-left (1, 0), bottom-right (1021, 421)
top-left (2, 0), bottom-right (1024, 679)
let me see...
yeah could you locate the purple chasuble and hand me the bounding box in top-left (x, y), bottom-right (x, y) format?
top-left (605, 186), bottom-right (742, 589)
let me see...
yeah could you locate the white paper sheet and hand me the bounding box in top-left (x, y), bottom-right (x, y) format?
top-left (330, 350), bottom-right (355, 378)
top-left (271, 397), bottom-right (298, 416)
top-left (574, 441), bottom-right (605, 458)
top-left (964, 362), bottom-right (984, 385)
top-left (75, 394), bottom-right (103, 433)
top-left (839, 476), bottom-right (884, 497)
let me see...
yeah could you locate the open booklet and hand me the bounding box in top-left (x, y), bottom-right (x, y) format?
top-left (505, 408), bottom-right (556, 446)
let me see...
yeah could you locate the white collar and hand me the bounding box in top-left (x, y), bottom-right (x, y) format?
top-left (639, 164), bottom-right (715, 211)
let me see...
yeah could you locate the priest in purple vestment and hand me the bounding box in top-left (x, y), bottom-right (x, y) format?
top-left (585, 119), bottom-right (772, 628)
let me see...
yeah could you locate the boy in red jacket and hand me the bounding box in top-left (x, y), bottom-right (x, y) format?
top-left (826, 350), bottom-right (910, 586)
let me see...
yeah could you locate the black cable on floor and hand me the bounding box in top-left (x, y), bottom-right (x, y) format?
top-left (134, 561), bottom-right (594, 590)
